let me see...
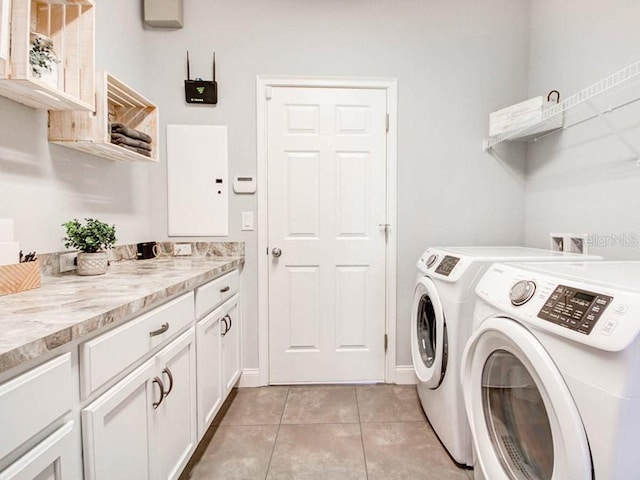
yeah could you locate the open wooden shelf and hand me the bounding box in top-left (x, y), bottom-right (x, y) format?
top-left (49, 71), bottom-right (159, 163)
top-left (0, 0), bottom-right (95, 110)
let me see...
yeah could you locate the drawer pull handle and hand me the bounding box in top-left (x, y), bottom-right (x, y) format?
top-left (152, 376), bottom-right (165, 409)
top-left (220, 285), bottom-right (230, 293)
top-left (150, 322), bottom-right (169, 337)
top-left (221, 316), bottom-right (229, 336)
top-left (162, 367), bottom-right (174, 397)
top-left (226, 314), bottom-right (232, 333)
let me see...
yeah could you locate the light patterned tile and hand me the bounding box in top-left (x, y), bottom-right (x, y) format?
top-left (282, 385), bottom-right (358, 424)
top-left (356, 384), bottom-right (426, 423)
top-left (362, 422), bottom-right (469, 480)
top-left (217, 386), bottom-right (289, 425)
top-left (267, 424), bottom-right (366, 480)
top-left (186, 425), bottom-right (278, 480)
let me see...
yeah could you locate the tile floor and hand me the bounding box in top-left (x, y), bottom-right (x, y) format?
top-left (181, 384), bottom-right (473, 480)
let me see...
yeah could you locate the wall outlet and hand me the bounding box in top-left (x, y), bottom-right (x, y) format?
top-left (174, 243), bottom-right (192, 256)
top-left (59, 252), bottom-right (77, 272)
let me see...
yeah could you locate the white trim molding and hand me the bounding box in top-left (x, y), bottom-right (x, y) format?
top-left (256, 75), bottom-right (398, 386)
top-left (238, 368), bottom-right (262, 388)
top-left (394, 366), bottom-right (418, 385)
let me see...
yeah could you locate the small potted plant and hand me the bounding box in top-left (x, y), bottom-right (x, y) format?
top-left (29, 32), bottom-right (60, 87)
top-left (62, 218), bottom-right (117, 276)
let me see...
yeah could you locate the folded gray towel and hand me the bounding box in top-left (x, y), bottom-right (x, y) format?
top-left (111, 133), bottom-right (152, 151)
top-left (110, 122), bottom-right (153, 144)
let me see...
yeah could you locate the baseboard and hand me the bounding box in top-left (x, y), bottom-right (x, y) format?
top-left (238, 368), bottom-right (265, 387)
top-left (394, 365), bottom-right (417, 384)
top-left (239, 366), bottom-right (415, 386)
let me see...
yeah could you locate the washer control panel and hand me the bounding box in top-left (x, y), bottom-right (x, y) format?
top-left (435, 255), bottom-right (460, 276)
top-left (538, 285), bottom-right (613, 335)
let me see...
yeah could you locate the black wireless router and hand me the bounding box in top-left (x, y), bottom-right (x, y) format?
top-left (184, 51), bottom-right (217, 105)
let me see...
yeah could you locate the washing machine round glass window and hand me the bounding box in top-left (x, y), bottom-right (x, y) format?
top-left (416, 294), bottom-right (448, 381)
top-left (481, 350), bottom-right (554, 480)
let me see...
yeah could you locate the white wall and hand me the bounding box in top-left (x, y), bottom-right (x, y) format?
top-left (525, 0), bottom-right (640, 259)
top-left (143, 0), bottom-right (530, 368)
top-left (0, 0), bottom-right (151, 254)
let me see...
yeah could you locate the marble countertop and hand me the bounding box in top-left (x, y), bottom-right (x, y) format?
top-left (0, 255), bottom-right (244, 375)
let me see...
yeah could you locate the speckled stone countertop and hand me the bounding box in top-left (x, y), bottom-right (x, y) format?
top-left (0, 255), bottom-right (244, 376)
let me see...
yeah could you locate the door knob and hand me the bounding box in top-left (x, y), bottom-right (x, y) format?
top-left (272, 247), bottom-right (282, 257)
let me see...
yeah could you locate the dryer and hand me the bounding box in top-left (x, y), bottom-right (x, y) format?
top-left (462, 261), bottom-right (640, 480)
top-left (411, 247), bottom-right (601, 466)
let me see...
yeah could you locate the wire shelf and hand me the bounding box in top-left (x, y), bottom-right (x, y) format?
top-left (484, 60), bottom-right (640, 150)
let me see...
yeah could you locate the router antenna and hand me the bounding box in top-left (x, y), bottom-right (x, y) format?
top-left (212, 52), bottom-right (216, 81)
top-left (187, 51), bottom-right (191, 80)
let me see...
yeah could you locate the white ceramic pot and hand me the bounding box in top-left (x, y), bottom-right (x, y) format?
top-left (77, 251), bottom-right (108, 276)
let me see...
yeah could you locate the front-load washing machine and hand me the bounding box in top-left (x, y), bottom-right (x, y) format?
top-left (411, 247), bottom-right (601, 466)
top-left (462, 261), bottom-right (640, 480)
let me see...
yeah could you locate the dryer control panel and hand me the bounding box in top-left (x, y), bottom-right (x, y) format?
top-left (538, 285), bottom-right (613, 335)
top-left (435, 255), bottom-right (460, 276)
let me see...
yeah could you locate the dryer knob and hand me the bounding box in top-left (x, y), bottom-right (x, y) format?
top-left (510, 280), bottom-right (536, 306)
top-left (426, 254), bottom-right (438, 268)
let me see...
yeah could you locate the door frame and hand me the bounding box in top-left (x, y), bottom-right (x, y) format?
top-left (255, 76), bottom-right (398, 386)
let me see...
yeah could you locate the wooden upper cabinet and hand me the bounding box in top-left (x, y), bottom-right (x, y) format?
top-left (49, 71), bottom-right (159, 163)
top-left (0, 0), bottom-right (95, 110)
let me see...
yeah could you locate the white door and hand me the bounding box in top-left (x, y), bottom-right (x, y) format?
top-left (221, 297), bottom-right (241, 395)
top-left (267, 86), bottom-right (388, 383)
top-left (461, 317), bottom-right (592, 480)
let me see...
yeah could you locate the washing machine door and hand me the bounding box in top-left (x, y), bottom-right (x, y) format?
top-left (411, 277), bottom-right (447, 388)
top-left (461, 317), bottom-right (592, 480)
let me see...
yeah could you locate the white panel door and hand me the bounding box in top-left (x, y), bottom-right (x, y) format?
top-left (195, 311), bottom-right (223, 439)
top-left (166, 124), bottom-right (228, 236)
top-left (267, 86), bottom-right (387, 383)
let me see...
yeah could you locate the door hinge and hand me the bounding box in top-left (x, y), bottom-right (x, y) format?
top-left (384, 334), bottom-right (388, 353)
top-left (385, 113), bottom-right (389, 132)
top-left (265, 86), bottom-right (272, 100)
top-left (266, 247), bottom-right (269, 255)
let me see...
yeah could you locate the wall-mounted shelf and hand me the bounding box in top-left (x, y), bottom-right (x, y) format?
top-left (0, 0), bottom-right (95, 111)
top-left (484, 61), bottom-right (640, 152)
top-left (48, 71), bottom-right (159, 163)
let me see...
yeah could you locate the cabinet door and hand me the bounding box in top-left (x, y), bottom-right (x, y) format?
top-left (82, 361), bottom-right (155, 480)
top-left (149, 329), bottom-right (197, 480)
top-left (0, 422), bottom-right (80, 480)
top-left (196, 311), bottom-right (223, 439)
top-left (222, 298), bottom-right (241, 397)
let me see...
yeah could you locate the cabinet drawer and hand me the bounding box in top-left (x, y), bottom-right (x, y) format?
top-left (0, 354), bottom-right (72, 460)
top-left (80, 292), bottom-right (194, 398)
top-left (195, 270), bottom-right (239, 319)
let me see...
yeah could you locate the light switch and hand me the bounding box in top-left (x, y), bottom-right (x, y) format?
top-left (242, 211), bottom-right (254, 231)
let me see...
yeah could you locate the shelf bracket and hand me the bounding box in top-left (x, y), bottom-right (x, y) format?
top-left (586, 99), bottom-right (640, 165)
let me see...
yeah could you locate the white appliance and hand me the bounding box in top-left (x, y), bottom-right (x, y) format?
top-left (411, 247), bottom-right (602, 466)
top-left (462, 261), bottom-right (640, 480)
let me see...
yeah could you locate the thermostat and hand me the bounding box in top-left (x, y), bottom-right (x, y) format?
top-left (233, 176), bottom-right (256, 194)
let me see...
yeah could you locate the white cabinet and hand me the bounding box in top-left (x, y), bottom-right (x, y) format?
top-left (82, 328), bottom-right (197, 480)
top-left (195, 293), bottom-right (241, 438)
top-left (0, 422), bottom-right (79, 480)
top-left (195, 308), bottom-right (223, 439)
top-left (221, 296), bottom-right (241, 397)
top-left (0, 353), bottom-right (80, 480)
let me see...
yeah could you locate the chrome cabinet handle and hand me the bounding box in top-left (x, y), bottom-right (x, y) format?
top-left (221, 316), bottom-right (229, 336)
top-left (150, 322), bottom-right (169, 337)
top-left (162, 367), bottom-right (174, 397)
top-left (152, 376), bottom-right (165, 409)
top-left (272, 247), bottom-right (282, 257)
top-left (220, 285), bottom-right (230, 293)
